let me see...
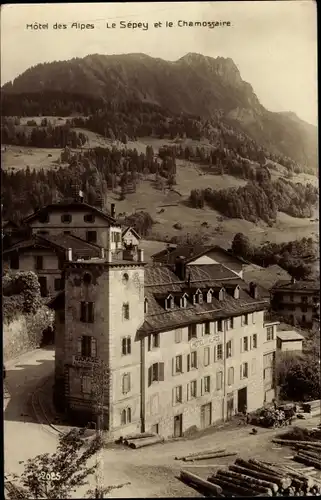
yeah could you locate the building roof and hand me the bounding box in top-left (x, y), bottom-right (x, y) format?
top-left (151, 244), bottom-right (245, 270)
top-left (2, 220), bottom-right (19, 229)
top-left (139, 263), bottom-right (269, 335)
top-left (272, 279), bottom-right (320, 293)
top-left (22, 201), bottom-right (117, 225)
top-left (122, 226), bottom-right (141, 240)
top-left (243, 264), bottom-right (292, 291)
top-left (3, 233), bottom-right (101, 259)
top-left (277, 330), bottom-right (305, 342)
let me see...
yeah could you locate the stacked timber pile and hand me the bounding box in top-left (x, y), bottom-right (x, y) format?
top-left (272, 426), bottom-right (321, 469)
top-left (116, 432), bottom-right (164, 449)
top-left (301, 400), bottom-right (321, 417)
top-left (175, 448), bottom-right (237, 462)
top-left (180, 457), bottom-right (321, 496)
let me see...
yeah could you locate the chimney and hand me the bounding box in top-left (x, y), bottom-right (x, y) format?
top-left (107, 250), bottom-right (112, 262)
top-left (175, 256), bottom-right (187, 281)
top-left (249, 282), bottom-right (258, 299)
top-left (291, 276), bottom-right (296, 284)
top-left (138, 248), bottom-right (144, 262)
top-left (79, 190), bottom-right (84, 203)
top-left (111, 203), bottom-right (116, 219)
top-left (67, 247), bottom-right (73, 261)
top-left (101, 247), bottom-right (105, 259)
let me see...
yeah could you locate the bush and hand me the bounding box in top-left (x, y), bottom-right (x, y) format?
top-left (173, 222), bottom-right (183, 230)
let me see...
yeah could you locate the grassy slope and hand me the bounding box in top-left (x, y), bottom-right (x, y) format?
top-left (2, 122), bottom-right (319, 249)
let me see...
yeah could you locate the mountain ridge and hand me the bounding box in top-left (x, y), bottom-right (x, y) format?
top-left (1, 52), bottom-right (317, 169)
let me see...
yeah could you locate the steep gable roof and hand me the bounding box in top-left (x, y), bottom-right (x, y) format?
top-left (122, 226), bottom-right (141, 240)
top-left (22, 201), bottom-right (117, 225)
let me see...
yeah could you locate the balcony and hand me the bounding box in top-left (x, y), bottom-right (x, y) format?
top-left (263, 311), bottom-right (280, 326)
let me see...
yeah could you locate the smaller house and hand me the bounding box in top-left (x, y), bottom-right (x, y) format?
top-left (276, 330), bottom-right (304, 353)
top-left (122, 226), bottom-right (141, 248)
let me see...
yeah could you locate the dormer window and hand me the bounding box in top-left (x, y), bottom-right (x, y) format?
top-left (180, 293), bottom-right (188, 308)
top-left (234, 286), bottom-right (240, 299)
top-left (61, 214), bottom-right (72, 224)
top-left (207, 289), bottom-right (213, 303)
top-left (198, 293), bottom-right (203, 305)
top-left (219, 288), bottom-right (226, 301)
top-left (144, 298), bottom-right (148, 314)
top-left (192, 289), bottom-right (203, 305)
top-left (165, 295), bottom-right (174, 310)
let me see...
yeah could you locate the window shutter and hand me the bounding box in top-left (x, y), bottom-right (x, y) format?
top-left (240, 338), bottom-right (243, 353)
top-left (241, 315), bottom-right (244, 326)
top-left (240, 365), bottom-right (243, 380)
top-left (91, 337), bottom-right (97, 357)
top-left (187, 383), bottom-right (190, 401)
top-left (213, 345), bottom-right (217, 362)
top-left (250, 336), bottom-right (252, 350)
top-left (230, 339), bottom-right (233, 357)
top-left (80, 302), bottom-right (86, 322)
top-left (159, 362), bottom-right (164, 381)
top-left (128, 338), bottom-right (131, 354)
top-left (172, 388), bottom-right (176, 406)
top-left (122, 374), bottom-right (125, 394)
top-left (172, 358), bottom-right (175, 376)
top-left (148, 366), bottom-right (152, 387)
top-left (200, 378), bottom-right (204, 396)
top-left (148, 335), bottom-right (151, 352)
top-left (187, 354), bottom-right (190, 372)
top-left (88, 302), bottom-right (94, 323)
top-left (77, 337), bottom-right (82, 355)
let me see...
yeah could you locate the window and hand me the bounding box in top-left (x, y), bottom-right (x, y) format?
top-left (112, 232), bottom-right (121, 243)
top-left (84, 214), bottom-right (95, 223)
top-left (190, 380), bottom-right (197, 398)
top-left (122, 337), bottom-right (131, 355)
top-left (86, 230), bottom-right (97, 243)
top-left (188, 324), bottom-right (197, 340)
top-left (39, 212), bottom-right (49, 223)
top-left (58, 255), bottom-right (64, 270)
top-left (175, 329), bottom-right (182, 343)
top-left (187, 351), bottom-right (198, 371)
top-left (219, 288), bottom-right (225, 301)
top-left (121, 408), bottom-right (131, 425)
top-left (251, 359), bottom-right (256, 375)
top-left (37, 230), bottom-right (49, 235)
top-left (226, 340), bottom-right (232, 358)
top-left (148, 362), bottom-right (164, 385)
top-left (228, 367), bottom-right (234, 386)
top-left (180, 295), bottom-right (187, 308)
top-left (204, 321), bottom-right (210, 335)
top-left (216, 371), bottom-right (223, 390)
top-left (174, 385), bottom-right (183, 404)
top-left (122, 302), bottom-right (130, 320)
top-left (267, 327), bottom-right (274, 341)
top-left (64, 231), bottom-right (71, 235)
top-left (252, 334), bottom-right (257, 349)
top-left (217, 319), bottom-right (223, 332)
top-left (227, 318), bottom-right (234, 330)
top-left (61, 214), bottom-right (72, 223)
top-left (204, 376), bottom-right (211, 393)
top-left (122, 373), bottom-right (131, 394)
top-left (301, 306), bottom-right (308, 313)
top-left (148, 333), bottom-right (160, 351)
top-left (240, 362), bottom-right (248, 379)
top-left (302, 296), bottom-right (308, 304)
top-left (207, 290), bottom-right (213, 303)
top-left (204, 347), bottom-right (210, 366)
top-left (54, 278), bottom-right (63, 291)
top-left (39, 277), bottom-right (48, 297)
top-left (144, 298), bottom-right (148, 314)
top-left (243, 336), bottom-right (249, 352)
top-left (290, 294), bottom-right (294, 302)
top-left (81, 375), bottom-right (92, 394)
top-left (302, 314), bottom-right (306, 323)
top-left (165, 295), bottom-right (174, 310)
top-left (80, 302), bottom-right (94, 323)
top-left (198, 293), bottom-right (203, 304)
top-left (35, 255), bottom-right (43, 270)
top-left (216, 344), bottom-right (223, 360)
top-left (242, 314), bottom-right (248, 325)
top-left (174, 355), bottom-right (183, 374)
top-left (77, 335), bottom-right (97, 358)
top-left (10, 253), bottom-right (19, 270)
top-left (234, 286), bottom-right (240, 299)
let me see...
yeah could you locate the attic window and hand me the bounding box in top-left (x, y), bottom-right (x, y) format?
top-left (84, 214), bottom-right (95, 223)
top-left (144, 298), bottom-right (148, 314)
top-left (234, 286), bottom-right (240, 299)
top-left (61, 214), bottom-right (72, 224)
top-left (207, 289), bottom-right (213, 303)
top-left (192, 289), bottom-right (202, 305)
top-left (39, 212), bottom-right (49, 223)
top-left (219, 288), bottom-right (226, 301)
top-left (165, 295), bottom-right (174, 310)
top-left (83, 272), bottom-right (92, 285)
top-left (180, 294), bottom-right (188, 308)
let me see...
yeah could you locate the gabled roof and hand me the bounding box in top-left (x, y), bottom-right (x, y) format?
top-left (22, 201), bottom-right (117, 225)
top-left (3, 233), bottom-right (101, 259)
top-left (272, 279), bottom-right (320, 293)
top-left (151, 244), bottom-right (245, 269)
top-left (122, 226), bottom-right (141, 240)
top-left (243, 264), bottom-right (292, 291)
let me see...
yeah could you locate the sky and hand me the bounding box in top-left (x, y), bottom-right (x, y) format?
top-left (1, 1), bottom-right (318, 125)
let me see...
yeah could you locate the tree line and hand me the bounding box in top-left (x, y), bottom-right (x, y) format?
top-left (189, 179), bottom-right (318, 224)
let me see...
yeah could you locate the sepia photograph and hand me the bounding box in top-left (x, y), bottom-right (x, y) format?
top-left (1, 1), bottom-right (320, 498)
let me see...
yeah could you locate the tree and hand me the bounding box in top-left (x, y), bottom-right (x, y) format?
top-left (7, 427), bottom-right (127, 499)
top-left (277, 352), bottom-right (320, 402)
top-left (231, 232), bottom-right (253, 260)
